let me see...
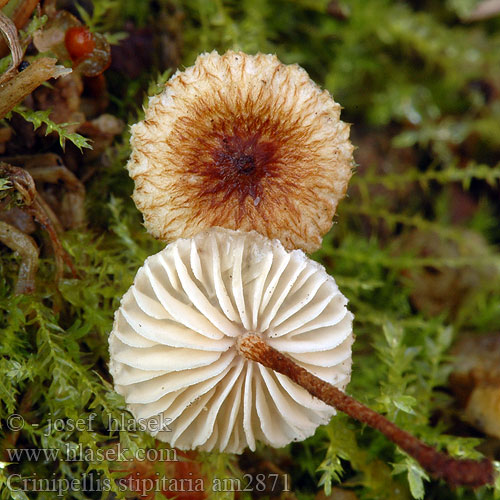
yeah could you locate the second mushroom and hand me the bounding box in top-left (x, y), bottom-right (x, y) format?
top-left (109, 227), bottom-right (354, 453)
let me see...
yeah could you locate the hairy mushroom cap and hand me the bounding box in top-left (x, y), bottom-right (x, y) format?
top-left (128, 51), bottom-right (353, 253)
top-left (109, 228), bottom-right (353, 453)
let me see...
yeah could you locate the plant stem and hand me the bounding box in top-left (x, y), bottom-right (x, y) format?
top-left (237, 333), bottom-right (495, 489)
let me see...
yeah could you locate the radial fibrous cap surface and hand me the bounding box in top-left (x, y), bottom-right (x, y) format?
top-left (109, 228), bottom-right (353, 453)
top-left (128, 51), bottom-right (354, 253)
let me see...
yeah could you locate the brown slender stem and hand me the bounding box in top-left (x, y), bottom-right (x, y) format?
top-left (28, 197), bottom-right (78, 279)
top-left (237, 333), bottom-right (495, 489)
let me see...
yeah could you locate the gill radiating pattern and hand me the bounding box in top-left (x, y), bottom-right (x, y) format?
top-left (109, 228), bottom-right (353, 453)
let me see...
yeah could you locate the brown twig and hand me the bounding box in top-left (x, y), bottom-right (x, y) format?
top-left (27, 196), bottom-right (77, 279)
top-left (237, 333), bottom-right (495, 489)
top-left (0, 57), bottom-right (70, 119)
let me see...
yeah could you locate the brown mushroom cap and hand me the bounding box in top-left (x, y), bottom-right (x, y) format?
top-left (127, 50), bottom-right (354, 253)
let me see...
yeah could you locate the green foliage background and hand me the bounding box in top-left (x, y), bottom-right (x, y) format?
top-left (1, 0), bottom-right (500, 499)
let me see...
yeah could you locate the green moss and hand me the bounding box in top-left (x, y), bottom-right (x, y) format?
top-left (7, 107), bottom-right (92, 151)
top-left (1, 1), bottom-right (500, 499)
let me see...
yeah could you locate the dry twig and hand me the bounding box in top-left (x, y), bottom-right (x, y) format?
top-left (0, 57), bottom-right (71, 119)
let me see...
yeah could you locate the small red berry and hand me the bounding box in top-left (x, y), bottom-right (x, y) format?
top-left (65, 26), bottom-right (95, 62)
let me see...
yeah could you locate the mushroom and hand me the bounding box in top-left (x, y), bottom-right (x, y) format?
top-left (109, 227), bottom-right (354, 453)
top-left (109, 227), bottom-right (495, 488)
top-left (117, 49), bottom-right (494, 490)
top-left (127, 50), bottom-right (354, 253)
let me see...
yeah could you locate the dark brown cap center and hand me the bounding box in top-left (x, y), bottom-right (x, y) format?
top-left (201, 131), bottom-right (278, 206)
top-left (233, 154), bottom-right (256, 175)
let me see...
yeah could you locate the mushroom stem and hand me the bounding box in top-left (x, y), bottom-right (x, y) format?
top-left (237, 333), bottom-right (495, 489)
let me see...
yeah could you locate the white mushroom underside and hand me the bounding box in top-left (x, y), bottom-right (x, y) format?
top-left (109, 228), bottom-right (354, 453)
